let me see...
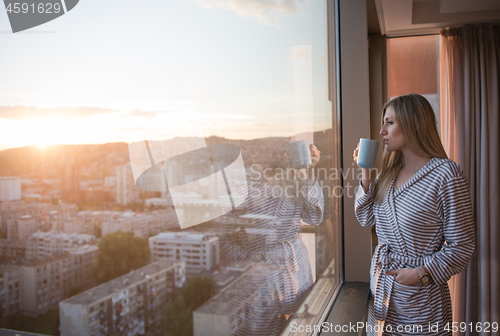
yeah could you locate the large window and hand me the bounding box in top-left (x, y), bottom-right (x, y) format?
top-left (0, 1), bottom-right (341, 335)
top-left (387, 35), bottom-right (440, 118)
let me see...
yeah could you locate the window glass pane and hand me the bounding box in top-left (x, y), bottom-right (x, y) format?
top-left (387, 35), bottom-right (440, 117)
top-left (0, 0), bottom-right (341, 334)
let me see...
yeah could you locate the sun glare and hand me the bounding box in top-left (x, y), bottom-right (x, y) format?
top-left (0, 108), bottom-right (286, 151)
top-left (22, 119), bottom-right (71, 147)
top-left (35, 143), bottom-right (49, 150)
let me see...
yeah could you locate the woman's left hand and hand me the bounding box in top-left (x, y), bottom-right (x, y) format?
top-left (385, 268), bottom-right (420, 286)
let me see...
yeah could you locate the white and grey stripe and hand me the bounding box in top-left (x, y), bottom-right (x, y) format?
top-left (355, 157), bottom-right (475, 336)
top-left (212, 169), bottom-right (324, 336)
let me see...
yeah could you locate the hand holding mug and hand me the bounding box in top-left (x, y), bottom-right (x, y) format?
top-left (353, 142), bottom-right (360, 164)
top-left (353, 142), bottom-right (372, 193)
top-left (310, 144), bottom-right (321, 166)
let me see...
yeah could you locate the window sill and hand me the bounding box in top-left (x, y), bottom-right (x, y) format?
top-left (279, 281), bottom-right (370, 336)
top-left (320, 282), bottom-right (370, 336)
top-left (280, 259), bottom-right (341, 336)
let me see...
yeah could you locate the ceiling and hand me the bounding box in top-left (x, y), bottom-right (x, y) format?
top-left (369, 0), bottom-right (500, 37)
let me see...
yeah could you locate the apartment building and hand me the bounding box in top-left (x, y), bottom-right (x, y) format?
top-left (101, 212), bottom-right (149, 239)
top-left (101, 210), bottom-right (176, 239)
top-left (0, 239), bottom-right (25, 262)
top-left (0, 177), bottom-right (21, 202)
top-left (149, 232), bottom-right (219, 274)
top-left (6, 215), bottom-right (47, 242)
top-left (50, 216), bottom-right (94, 236)
top-left (0, 202), bottom-right (49, 223)
top-left (193, 263), bottom-right (279, 336)
top-left (61, 158), bottom-right (81, 204)
top-left (148, 210), bottom-right (178, 236)
top-left (104, 176), bottom-right (116, 188)
top-left (47, 203), bottom-right (79, 221)
top-left (1, 202), bottom-right (97, 241)
top-left (76, 210), bottom-right (117, 226)
top-left (59, 260), bottom-right (186, 336)
top-left (116, 163), bottom-right (140, 205)
top-left (0, 265), bottom-right (21, 316)
top-left (20, 245), bottom-right (99, 316)
top-left (25, 231), bottom-right (96, 259)
top-left (1, 202), bottom-right (77, 236)
top-left (47, 208), bottom-right (118, 236)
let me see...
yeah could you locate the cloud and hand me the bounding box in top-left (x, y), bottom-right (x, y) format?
top-left (127, 109), bottom-right (160, 119)
top-left (192, 0), bottom-right (310, 24)
top-left (116, 126), bottom-right (145, 132)
top-left (216, 113), bottom-right (255, 120)
top-left (0, 106), bottom-right (117, 120)
top-left (249, 123), bottom-right (275, 127)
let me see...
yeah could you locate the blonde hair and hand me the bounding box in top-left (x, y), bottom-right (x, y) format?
top-left (373, 93), bottom-right (448, 203)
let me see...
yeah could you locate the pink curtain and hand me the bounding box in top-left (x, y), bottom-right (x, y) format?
top-left (440, 24), bottom-right (499, 336)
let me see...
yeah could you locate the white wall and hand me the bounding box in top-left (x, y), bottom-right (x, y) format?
top-left (59, 302), bottom-right (89, 336)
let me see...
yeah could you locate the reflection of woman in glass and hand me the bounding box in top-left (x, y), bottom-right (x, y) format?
top-left (216, 143), bottom-right (324, 336)
top-left (353, 94), bottom-right (475, 335)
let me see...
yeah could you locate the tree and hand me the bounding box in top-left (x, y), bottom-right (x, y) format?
top-left (157, 276), bottom-right (217, 336)
top-left (68, 286), bottom-right (84, 298)
top-left (181, 276), bottom-right (217, 310)
top-left (93, 223), bottom-right (102, 238)
top-left (0, 309), bottom-right (60, 336)
top-left (89, 231), bottom-right (151, 285)
top-left (160, 296), bottom-right (193, 336)
top-left (0, 305), bottom-right (6, 325)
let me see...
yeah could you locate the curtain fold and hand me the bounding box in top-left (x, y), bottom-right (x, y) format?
top-left (440, 24), bottom-right (500, 336)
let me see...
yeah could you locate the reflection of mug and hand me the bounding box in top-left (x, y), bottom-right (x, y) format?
top-left (288, 140), bottom-right (312, 169)
top-left (357, 138), bottom-right (380, 169)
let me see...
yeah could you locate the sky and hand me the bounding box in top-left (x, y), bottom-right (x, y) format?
top-left (0, 0), bottom-right (331, 150)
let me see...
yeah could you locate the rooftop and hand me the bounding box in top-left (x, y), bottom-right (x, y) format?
top-left (9, 245), bottom-right (98, 267)
top-left (11, 253), bottom-right (73, 267)
top-left (61, 260), bottom-right (182, 306)
top-left (0, 328), bottom-right (49, 336)
top-left (194, 262), bottom-right (275, 315)
top-left (153, 231), bottom-right (209, 241)
top-left (29, 231), bottom-right (95, 241)
top-left (0, 264), bottom-right (20, 274)
top-left (70, 245), bottom-right (99, 255)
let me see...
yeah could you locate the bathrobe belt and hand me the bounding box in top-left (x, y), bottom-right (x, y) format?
top-left (372, 242), bottom-right (432, 321)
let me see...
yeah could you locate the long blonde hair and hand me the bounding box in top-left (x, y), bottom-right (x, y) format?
top-left (373, 93), bottom-right (448, 203)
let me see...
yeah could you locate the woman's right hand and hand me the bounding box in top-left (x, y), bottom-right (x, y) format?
top-left (353, 143), bottom-right (360, 164)
top-left (353, 143), bottom-right (371, 193)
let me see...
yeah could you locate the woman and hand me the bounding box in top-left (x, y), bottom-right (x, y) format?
top-left (353, 93), bottom-right (475, 335)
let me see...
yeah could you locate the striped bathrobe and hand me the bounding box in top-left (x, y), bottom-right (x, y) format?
top-left (355, 157), bottom-right (475, 336)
